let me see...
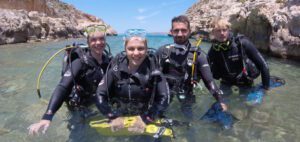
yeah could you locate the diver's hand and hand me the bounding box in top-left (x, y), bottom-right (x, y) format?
top-left (263, 88), bottom-right (269, 95)
top-left (128, 116), bottom-right (146, 133)
top-left (109, 117), bottom-right (124, 132)
top-left (27, 120), bottom-right (51, 135)
top-left (220, 102), bottom-right (228, 111)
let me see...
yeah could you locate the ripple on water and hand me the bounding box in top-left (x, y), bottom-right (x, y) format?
top-left (221, 135), bottom-right (241, 142)
top-left (22, 102), bottom-right (70, 142)
top-left (244, 125), bottom-right (264, 141)
top-left (230, 107), bottom-right (248, 121)
top-left (0, 111), bottom-right (15, 135)
top-left (260, 129), bottom-right (287, 142)
top-left (0, 78), bottom-right (28, 97)
top-left (250, 109), bottom-right (270, 123)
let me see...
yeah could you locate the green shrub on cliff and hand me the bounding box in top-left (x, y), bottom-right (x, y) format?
top-left (238, 0), bottom-right (248, 4)
top-left (276, 0), bottom-right (287, 3)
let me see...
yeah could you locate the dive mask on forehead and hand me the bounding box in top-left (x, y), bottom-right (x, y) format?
top-left (124, 29), bottom-right (147, 40)
top-left (84, 25), bottom-right (107, 37)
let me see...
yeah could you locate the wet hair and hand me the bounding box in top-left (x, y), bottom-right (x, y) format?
top-left (171, 15), bottom-right (190, 30)
top-left (210, 18), bottom-right (231, 30)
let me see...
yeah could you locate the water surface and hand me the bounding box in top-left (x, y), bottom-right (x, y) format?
top-left (0, 35), bottom-right (299, 142)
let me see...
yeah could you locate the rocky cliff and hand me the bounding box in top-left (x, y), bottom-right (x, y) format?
top-left (186, 0), bottom-right (300, 60)
top-left (0, 0), bottom-right (117, 45)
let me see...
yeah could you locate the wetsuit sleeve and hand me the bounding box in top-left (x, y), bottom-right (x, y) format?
top-left (241, 38), bottom-right (270, 89)
top-left (94, 68), bottom-right (115, 118)
top-left (197, 52), bottom-right (224, 102)
top-left (147, 75), bottom-right (170, 120)
top-left (42, 59), bottom-right (83, 121)
top-left (207, 48), bottom-right (221, 80)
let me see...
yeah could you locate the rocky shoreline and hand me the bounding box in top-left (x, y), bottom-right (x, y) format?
top-left (0, 0), bottom-right (117, 45)
top-left (186, 0), bottom-right (300, 60)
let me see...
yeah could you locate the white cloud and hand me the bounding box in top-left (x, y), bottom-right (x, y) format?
top-left (134, 0), bottom-right (188, 24)
top-left (137, 8), bottom-right (147, 13)
top-left (135, 11), bottom-right (160, 23)
top-left (140, 20), bottom-right (147, 24)
top-left (136, 16), bottom-right (146, 21)
top-left (148, 11), bottom-right (160, 17)
top-left (135, 0), bottom-right (187, 20)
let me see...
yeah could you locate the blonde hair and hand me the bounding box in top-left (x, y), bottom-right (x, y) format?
top-left (210, 18), bottom-right (231, 30)
top-left (124, 36), bottom-right (148, 47)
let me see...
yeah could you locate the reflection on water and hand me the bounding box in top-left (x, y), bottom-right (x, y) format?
top-left (0, 36), bottom-right (299, 142)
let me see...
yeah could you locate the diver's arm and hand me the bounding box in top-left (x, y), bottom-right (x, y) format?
top-left (242, 39), bottom-right (270, 89)
top-left (94, 68), bottom-right (116, 119)
top-left (147, 75), bottom-right (170, 121)
top-left (42, 59), bottom-right (83, 121)
top-left (198, 53), bottom-right (224, 102)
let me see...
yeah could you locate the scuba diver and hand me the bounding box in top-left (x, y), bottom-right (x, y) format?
top-left (28, 25), bottom-right (112, 136)
top-left (94, 29), bottom-right (170, 134)
top-left (156, 15), bottom-right (227, 120)
top-left (207, 18), bottom-right (270, 91)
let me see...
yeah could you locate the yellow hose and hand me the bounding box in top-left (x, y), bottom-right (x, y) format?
top-left (36, 46), bottom-right (76, 98)
top-left (191, 38), bottom-right (202, 82)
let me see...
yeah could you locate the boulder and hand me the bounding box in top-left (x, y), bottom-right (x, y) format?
top-left (186, 0), bottom-right (300, 60)
top-left (0, 0), bottom-right (117, 45)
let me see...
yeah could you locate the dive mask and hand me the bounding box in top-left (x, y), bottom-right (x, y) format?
top-left (172, 43), bottom-right (187, 51)
top-left (124, 29), bottom-right (147, 40)
top-left (84, 25), bottom-right (107, 37)
top-left (212, 41), bottom-right (230, 51)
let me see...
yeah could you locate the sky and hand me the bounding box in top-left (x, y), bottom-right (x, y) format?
top-left (61, 0), bottom-right (197, 33)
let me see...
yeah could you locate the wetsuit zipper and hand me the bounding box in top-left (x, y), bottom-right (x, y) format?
top-left (128, 78), bottom-right (132, 101)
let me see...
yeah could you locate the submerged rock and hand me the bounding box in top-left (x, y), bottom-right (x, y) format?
top-left (231, 108), bottom-right (247, 121)
top-left (222, 136), bottom-right (241, 142)
top-left (0, 128), bottom-right (11, 136)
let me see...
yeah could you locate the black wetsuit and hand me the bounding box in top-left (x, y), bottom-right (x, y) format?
top-left (156, 42), bottom-right (223, 104)
top-left (42, 48), bottom-right (111, 121)
top-left (208, 33), bottom-right (270, 89)
top-left (95, 54), bottom-right (170, 121)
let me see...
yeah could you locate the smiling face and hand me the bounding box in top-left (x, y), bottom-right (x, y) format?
top-left (87, 31), bottom-right (106, 55)
top-left (170, 22), bottom-right (191, 45)
top-left (125, 37), bottom-right (147, 69)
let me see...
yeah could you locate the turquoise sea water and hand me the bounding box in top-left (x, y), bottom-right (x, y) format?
top-left (0, 35), bottom-right (299, 142)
